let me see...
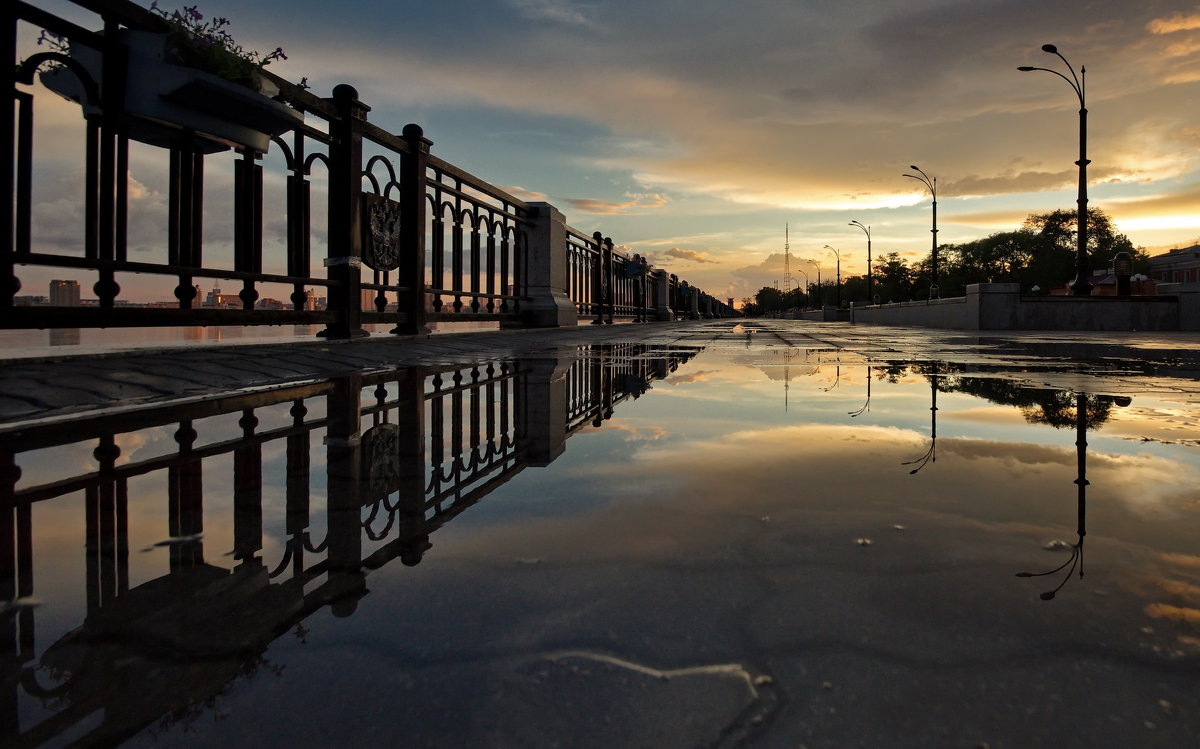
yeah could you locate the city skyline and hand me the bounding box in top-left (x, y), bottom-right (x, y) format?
top-left (17, 0), bottom-right (1200, 304)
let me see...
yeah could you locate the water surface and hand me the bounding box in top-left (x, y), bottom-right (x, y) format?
top-left (4, 332), bottom-right (1200, 747)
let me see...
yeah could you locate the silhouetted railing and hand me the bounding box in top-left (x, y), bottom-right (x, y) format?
top-left (5, 0), bottom-right (737, 337)
top-left (0, 343), bottom-right (697, 745)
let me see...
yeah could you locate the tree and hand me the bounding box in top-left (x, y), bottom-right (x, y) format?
top-left (1022, 208), bottom-right (1147, 286)
top-left (907, 208), bottom-right (1147, 296)
top-left (871, 252), bottom-right (915, 303)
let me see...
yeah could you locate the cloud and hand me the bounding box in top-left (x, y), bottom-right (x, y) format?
top-left (564, 193), bottom-right (670, 215)
top-left (1147, 7), bottom-right (1200, 33)
top-left (663, 247), bottom-right (717, 264)
top-left (501, 185), bottom-right (548, 202)
top-left (506, 0), bottom-right (599, 29)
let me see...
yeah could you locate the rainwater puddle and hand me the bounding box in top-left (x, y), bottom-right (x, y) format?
top-left (3, 339), bottom-right (1200, 747)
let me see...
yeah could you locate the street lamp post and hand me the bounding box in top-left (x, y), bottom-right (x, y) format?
top-left (802, 258), bottom-right (821, 306)
top-left (824, 245), bottom-right (842, 308)
top-left (902, 166), bottom-right (938, 298)
top-left (849, 220), bottom-right (872, 304)
top-left (1019, 44), bottom-right (1091, 296)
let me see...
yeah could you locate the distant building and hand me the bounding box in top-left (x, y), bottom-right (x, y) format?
top-left (49, 279), bottom-right (80, 306)
top-left (1149, 245), bottom-right (1200, 284)
top-left (203, 286), bottom-right (240, 308)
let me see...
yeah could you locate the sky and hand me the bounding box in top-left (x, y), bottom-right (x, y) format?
top-left (19, 0), bottom-right (1200, 303)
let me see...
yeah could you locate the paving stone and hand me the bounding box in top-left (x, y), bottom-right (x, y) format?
top-left (4, 320), bottom-right (1200, 428)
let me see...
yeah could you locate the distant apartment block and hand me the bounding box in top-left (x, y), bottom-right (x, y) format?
top-left (49, 279), bottom-right (81, 306)
top-left (1150, 245), bottom-right (1200, 284)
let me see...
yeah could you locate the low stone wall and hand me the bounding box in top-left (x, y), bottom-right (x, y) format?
top-left (849, 283), bottom-right (1200, 331)
top-left (849, 297), bottom-right (969, 328)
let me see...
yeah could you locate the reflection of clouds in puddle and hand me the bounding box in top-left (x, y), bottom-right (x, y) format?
top-left (593, 418), bottom-right (668, 442)
top-left (664, 370), bottom-right (718, 385)
top-left (940, 406), bottom-right (1030, 426)
top-left (1104, 405), bottom-right (1200, 445)
top-left (1144, 603), bottom-right (1200, 625)
top-left (616, 424), bottom-right (1199, 518)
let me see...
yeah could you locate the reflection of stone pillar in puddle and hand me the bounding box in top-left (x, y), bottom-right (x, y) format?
top-left (522, 358), bottom-right (573, 466)
top-left (325, 374), bottom-right (366, 615)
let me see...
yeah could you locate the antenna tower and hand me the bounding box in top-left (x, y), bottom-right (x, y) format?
top-left (783, 224), bottom-right (793, 295)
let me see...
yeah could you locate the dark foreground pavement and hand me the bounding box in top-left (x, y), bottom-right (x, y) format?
top-left (4, 319), bottom-right (1200, 427)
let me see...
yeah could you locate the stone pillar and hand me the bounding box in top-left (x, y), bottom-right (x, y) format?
top-left (523, 203), bottom-right (579, 327)
top-left (688, 284), bottom-right (700, 319)
top-left (1159, 282), bottom-right (1200, 331)
top-left (966, 283), bottom-right (1020, 330)
top-left (654, 269), bottom-right (672, 321)
top-left (521, 357), bottom-right (572, 466)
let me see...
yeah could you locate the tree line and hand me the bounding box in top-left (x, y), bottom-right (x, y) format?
top-left (742, 208), bottom-right (1150, 314)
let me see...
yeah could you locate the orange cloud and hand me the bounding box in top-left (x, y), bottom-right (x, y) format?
top-left (501, 185), bottom-right (548, 201)
top-left (1147, 8), bottom-right (1200, 34)
top-left (565, 193), bottom-right (670, 215)
top-left (663, 247), bottom-right (717, 264)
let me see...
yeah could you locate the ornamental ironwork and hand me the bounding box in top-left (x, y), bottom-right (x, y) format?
top-left (360, 422), bottom-right (402, 500)
top-left (362, 194), bottom-right (403, 271)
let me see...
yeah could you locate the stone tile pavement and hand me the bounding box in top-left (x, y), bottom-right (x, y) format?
top-left (4, 319), bottom-right (1200, 428)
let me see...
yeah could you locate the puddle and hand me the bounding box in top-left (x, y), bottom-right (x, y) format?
top-left (2, 339), bottom-right (1199, 746)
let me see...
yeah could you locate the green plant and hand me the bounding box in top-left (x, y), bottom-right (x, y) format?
top-left (150, 3), bottom-right (286, 87)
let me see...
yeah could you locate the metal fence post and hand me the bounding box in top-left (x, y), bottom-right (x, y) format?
top-left (394, 124), bottom-right (431, 334)
top-left (320, 84), bottom-right (369, 339)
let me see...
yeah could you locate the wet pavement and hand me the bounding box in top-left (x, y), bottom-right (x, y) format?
top-left (4, 320), bottom-right (1200, 748)
top-left (4, 320), bottom-right (1200, 426)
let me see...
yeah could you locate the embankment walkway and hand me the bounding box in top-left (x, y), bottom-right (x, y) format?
top-left (4, 320), bottom-right (1200, 428)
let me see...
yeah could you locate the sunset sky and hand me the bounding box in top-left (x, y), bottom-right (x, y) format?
top-left (22, 0), bottom-right (1200, 303)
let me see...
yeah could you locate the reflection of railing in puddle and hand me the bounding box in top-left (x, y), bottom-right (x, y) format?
top-left (0, 344), bottom-right (696, 746)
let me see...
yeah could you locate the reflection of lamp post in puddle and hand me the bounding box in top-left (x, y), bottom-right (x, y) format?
top-left (822, 364), bottom-right (841, 392)
top-left (903, 364), bottom-right (938, 473)
top-left (1016, 392), bottom-right (1131, 599)
top-left (848, 365), bottom-right (871, 417)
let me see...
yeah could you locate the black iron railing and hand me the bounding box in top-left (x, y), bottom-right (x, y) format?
top-left (5, 0), bottom-right (738, 336)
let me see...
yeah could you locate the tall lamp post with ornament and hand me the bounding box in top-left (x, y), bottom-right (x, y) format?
top-left (849, 220), bottom-right (872, 303)
top-left (1019, 44), bottom-right (1092, 296)
top-left (902, 165), bottom-right (938, 299)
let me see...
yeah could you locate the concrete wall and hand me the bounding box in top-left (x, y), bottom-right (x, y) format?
top-left (849, 282), bottom-right (1199, 331)
top-left (849, 297), bottom-right (969, 328)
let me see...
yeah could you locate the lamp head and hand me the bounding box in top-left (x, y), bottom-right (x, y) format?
top-left (909, 165), bottom-right (920, 171)
top-left (1041, 43), bottom-right (1058, 53)
top-left (1017, 66), bottom-right (1035, 71)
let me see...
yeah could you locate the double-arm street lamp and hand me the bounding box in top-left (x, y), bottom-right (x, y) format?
top-left (802, 258), bottom-right (821, 306)
top-left (1019, 44), bottom-right (1092, 296)
top-left (902, 166), bottom-right (938, 298)
top-left (824, 245), bottom-right (842, 308)
top-left (849, 220), bottom-right (872, 303)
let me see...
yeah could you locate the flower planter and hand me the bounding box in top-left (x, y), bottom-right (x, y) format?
top-left (40, 29), bottom-right (303, 154)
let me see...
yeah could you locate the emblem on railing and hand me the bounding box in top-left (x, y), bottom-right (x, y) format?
top-left (362, 194), bottom-right (403, 271)
top-left (361, 423), bottom-right (402, 500)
